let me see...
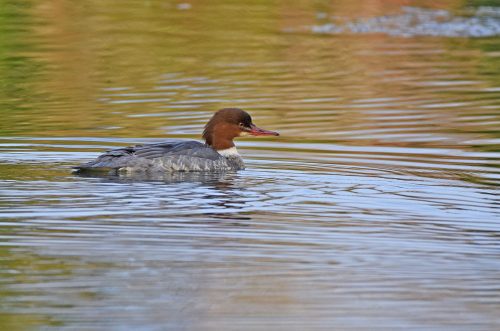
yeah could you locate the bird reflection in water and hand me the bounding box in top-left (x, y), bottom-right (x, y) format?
top-left (75, 170), bottom-right (253, 222)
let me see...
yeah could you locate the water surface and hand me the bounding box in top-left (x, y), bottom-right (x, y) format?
top-left (0, 1), bottom-right (499, 330)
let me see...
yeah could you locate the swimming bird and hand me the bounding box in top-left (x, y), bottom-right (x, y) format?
top-left (74, 108), bottom-right (279, 174)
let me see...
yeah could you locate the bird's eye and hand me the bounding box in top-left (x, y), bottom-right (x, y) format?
top-left (238, 123), bottom-right (245, 128)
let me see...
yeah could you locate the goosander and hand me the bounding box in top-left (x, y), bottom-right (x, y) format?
top-left (74, 108), bottom-right (279, 174)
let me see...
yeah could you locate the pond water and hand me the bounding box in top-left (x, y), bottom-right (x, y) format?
top-left (0, 1), bottom-right (499, 330)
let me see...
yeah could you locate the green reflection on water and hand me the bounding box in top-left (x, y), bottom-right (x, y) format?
top-left (0, 1), bottom-right (43, 136)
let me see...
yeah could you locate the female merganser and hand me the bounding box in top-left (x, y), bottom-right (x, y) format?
top-left (74, 108), bottom-right (279, 174)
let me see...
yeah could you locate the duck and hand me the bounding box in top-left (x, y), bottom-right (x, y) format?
top-left (74, 108), bottom-right (279, 174)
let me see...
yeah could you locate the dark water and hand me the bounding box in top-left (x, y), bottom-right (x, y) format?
top-left (1, 1), bottom-right (499, 330)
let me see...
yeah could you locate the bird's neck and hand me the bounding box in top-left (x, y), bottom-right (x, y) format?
top-left (217, 146), bottom-right (240, 158)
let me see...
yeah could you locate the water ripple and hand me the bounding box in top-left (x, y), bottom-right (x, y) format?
top-left (307, 7), bottom-right (500, 38)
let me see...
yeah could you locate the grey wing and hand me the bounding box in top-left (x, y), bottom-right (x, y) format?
top-left (74, 145), bottom-right (137, 171)
top-left (134, 141), bottom-right (221, 161)
top-left (134, 141), bottom-right (230, 172)
top-left (74, 140), bottom-right (224, 172)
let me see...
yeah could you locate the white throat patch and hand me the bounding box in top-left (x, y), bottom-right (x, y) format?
top-left (217, 147), bottom-right (240, 157)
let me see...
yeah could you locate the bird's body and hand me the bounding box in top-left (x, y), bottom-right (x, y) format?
top-left (74, 108), bottom-right (278, 174)
top-left (76, 140), bottom-right (244, 174)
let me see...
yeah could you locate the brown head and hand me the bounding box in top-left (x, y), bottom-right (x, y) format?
top-left (203, 108), bottom-right (279, 150)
